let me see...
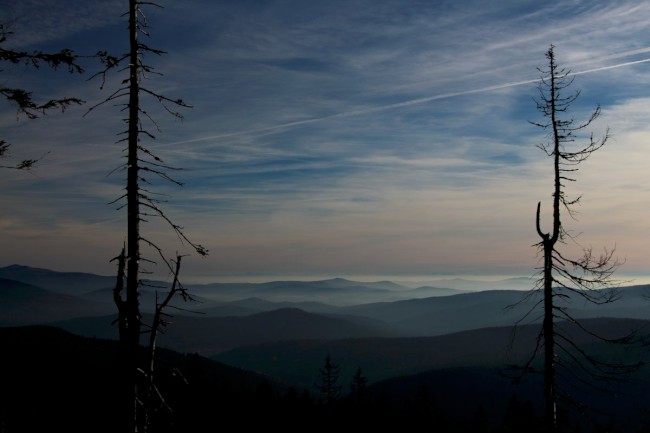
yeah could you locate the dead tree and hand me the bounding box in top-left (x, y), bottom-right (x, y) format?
top-left (90, 1), bottom-right (207, 431)
top-left (509, 45), bottom-right (640, 433)
top-left (142, 253), bottom-right (202, 432)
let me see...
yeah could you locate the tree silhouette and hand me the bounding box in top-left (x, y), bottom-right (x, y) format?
top-left (509, 45), bottom-right (639, 433)
top-left (350, 366), bottom-right (368, 399)
top-left (315, 353), bottom-right (341, 406)
top-left (0, 23), bottom-right (84, 169)
top-left (88, 1), bottom-right (207, 431)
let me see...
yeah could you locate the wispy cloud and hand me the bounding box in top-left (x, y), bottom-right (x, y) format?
top-left (164, 51), bottom-right (650, 148)
top-left (3, 0), bottom-right (650, 280)
top-left (2, 0), bottom-right (124, 48)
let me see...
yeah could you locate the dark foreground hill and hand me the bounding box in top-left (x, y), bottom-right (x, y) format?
top-left (2, 324), bottom-right (650, 433)
top-left (215, 317), bottom-right (650, 388)
top-left (214, 317), bottom-right (650, 431)
top-left (367, 363), bottom-right (650, 433)
top-left (49, 307), bottom-right (398, 356)
top-left (0, 326), bottom-right (307, 433)
top-left (0, 326), bottom-right (446, 433)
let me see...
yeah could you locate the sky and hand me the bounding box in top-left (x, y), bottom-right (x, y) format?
top-left (2, 0), bottom-right (650, 285)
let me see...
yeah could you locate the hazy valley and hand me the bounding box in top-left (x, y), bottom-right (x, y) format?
top-left (3, 264), bottom-right (650, 431)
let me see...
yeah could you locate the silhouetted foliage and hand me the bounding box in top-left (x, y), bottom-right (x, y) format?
top-left (315, 353), bottom-right (342, 406)
top-left (349, 366), bottom-right (368, 400)
top-left (0, 23), bottom-right (84, 169)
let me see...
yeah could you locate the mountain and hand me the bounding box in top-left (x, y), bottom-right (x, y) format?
top-left (185, 277), bottom-right (475, 305)
top-left (185, 278), bottom-right (412, 305)
top-left (5, 264), bottom-right (650, 358)
top-left (80, 286), bottom-right (216, 314)
top-left (214, 317), bottom-right (650, 392)
top-left (50, 307), bottom-right (399, 356)
top-left (0, 264), bottom-right (470, 305)
top-left (4, 265), bottom-right (650, 431)
top-left (0, 277), bottom-right (115, 324)
top-left (337, 289), bottom-right (535, 335)
top-left (0, 264), bottom-right (116, 295)
top-left (565, 284), bottom-right (650, 319)
top-left (407, 285), bottom-right (471, 297)
top-left (336, 285), bottom-right (650, 336)
top-left (191, 297), bottom-right (342, 316)
top-left (407, 276), bottom-right (536, 291)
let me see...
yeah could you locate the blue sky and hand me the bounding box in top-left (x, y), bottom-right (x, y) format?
top-left (2, 0), bottom-right (650, 284)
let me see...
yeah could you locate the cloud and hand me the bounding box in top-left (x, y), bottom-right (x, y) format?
top-left (3, 0), bottom-right (650, 281)
top-left (2, 0), bottom-right (124, 48)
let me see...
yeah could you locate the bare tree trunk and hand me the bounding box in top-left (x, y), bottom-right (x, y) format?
top-left (531, 45), bottom-right (620, 433)
top-left (88, 1), bottom-right (205, 430)
top-left (537, 202), bottom-right (557, 432)
top-left (124, 0), bottom-right (142, 431)
top-left (542, 242), bottom-right (556, 433)
top-left (544, 49), bottom-right (561, 432)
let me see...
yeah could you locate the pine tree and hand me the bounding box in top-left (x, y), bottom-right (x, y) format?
top-left (349, 366), bottom-right (367, 399)
top-left (315, 354), bottom-right (341, 406)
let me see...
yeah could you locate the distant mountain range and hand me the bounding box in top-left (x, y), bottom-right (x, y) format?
top-left (3, 264), bottom-right (650, 431)
top-left (3, 264), bottom-right (650, 349)
top-left (0, 264), bottom-right (524, 304)
top-left (0, 264), bottom-right (116, 295)
top-left (3, 264), bottom-right (650, 377)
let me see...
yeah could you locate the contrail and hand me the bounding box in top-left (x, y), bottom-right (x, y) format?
top-left (570, 57), bottom-right (650, 76)
top-left (167, 56), bottom-right (650, 147)
top-left (165, 79), bottom-right (539, 146)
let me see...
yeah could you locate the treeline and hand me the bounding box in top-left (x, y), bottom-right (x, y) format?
top-left (2, 326), bottom-right (646, 433)
top-left (0, 326), bottom-right (532, 433)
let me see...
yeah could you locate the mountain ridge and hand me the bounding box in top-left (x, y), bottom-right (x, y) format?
top-left (4, 264), bottom-right (650, 358)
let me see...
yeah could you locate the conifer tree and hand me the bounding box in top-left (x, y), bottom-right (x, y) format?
top-left (350, 366), bottom-right (368, 397)
top-left (315, 354), bottom-right (342, 406)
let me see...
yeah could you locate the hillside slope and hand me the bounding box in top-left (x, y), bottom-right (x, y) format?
top-left (0, 325), bottom-right (291, 433)
top-left (0, 277), bottom-right (114, 324)
top-left (215, 317), bottom-right (650, 390)
top-left (50, 307), bottom-right (398, 356)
